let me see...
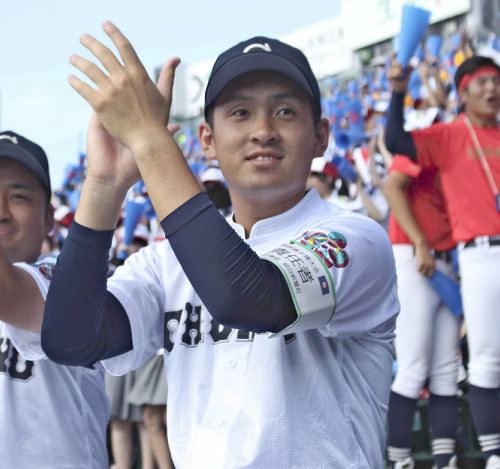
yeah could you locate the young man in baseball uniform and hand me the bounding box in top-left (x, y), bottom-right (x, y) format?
top-left (386, 55), bottom-right (500, 469)
top-left (0, 131), bottom-right (110, 468)
top-left (42, 22), bottom-right (400, 468)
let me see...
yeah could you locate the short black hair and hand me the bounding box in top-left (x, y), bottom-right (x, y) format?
top-left (454, 55), bottom-right (500, 90)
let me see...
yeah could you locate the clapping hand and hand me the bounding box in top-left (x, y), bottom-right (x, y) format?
top-left (69, 21), bottom-right (180, 191)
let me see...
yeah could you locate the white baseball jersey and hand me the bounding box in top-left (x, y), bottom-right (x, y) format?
top-left (0, 256), bottom-right (110, 469)
top-left (104, 189), bottom-right (399, 469)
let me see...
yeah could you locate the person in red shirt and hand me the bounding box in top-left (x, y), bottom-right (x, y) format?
top-left (386, 55), bottom-right (500, 469)
top-left (384, 154), bottom-right (461, 469)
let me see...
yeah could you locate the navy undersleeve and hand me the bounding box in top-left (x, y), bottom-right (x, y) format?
top-left (42, 222), bottom-right (133, 366)
top-left (162, 192), bottom-right (297, 333)
top-left (385, 92), bottom-right (417, 160)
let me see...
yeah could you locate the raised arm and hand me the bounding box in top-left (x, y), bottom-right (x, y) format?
top-left (385, 57), bottom-right (418, 160)
top-left (417, 61), bottom-right (447, 109)
top-left (41, 22), bottom-right (165, 364)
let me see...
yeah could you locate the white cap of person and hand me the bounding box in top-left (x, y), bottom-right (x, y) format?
top-left (200, 167), bottom-right (226, 185)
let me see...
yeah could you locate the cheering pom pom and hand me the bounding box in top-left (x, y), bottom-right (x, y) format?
top-left (122, 199), bottom-right (146, 246)
top-left (396, 4), bottom-right (431, 67)
top-left (428, 270), bottom-right (463, 317)
top-left (425, 34), bottom-right (443, 61)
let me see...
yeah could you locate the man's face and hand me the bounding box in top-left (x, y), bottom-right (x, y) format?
top-left (0, 158), bottom-right (54, 263)
top-left (461, 72), bottom-right (500, 120)
top-left (200, 71), bottom-right (328, 209)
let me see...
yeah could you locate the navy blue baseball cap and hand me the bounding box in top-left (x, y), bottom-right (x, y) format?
top-left (0, 130), bottom-right (51, 199)
top-left (204, 36), bottom-right (321, 118)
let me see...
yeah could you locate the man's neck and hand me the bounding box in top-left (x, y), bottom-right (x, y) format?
top-left (466, 111), bottom-right (498, 128)
top-left (230, 189), bottom-right (307, 238)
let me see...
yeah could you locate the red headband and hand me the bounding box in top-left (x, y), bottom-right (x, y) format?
top-left (457, 66), bottom-right (500, 92)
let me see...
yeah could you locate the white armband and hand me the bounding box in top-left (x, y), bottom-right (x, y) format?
top-left (261, 234), bottom-right (337, 336)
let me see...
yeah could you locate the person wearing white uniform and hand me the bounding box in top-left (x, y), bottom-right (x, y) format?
top-left (42, 23), bottom-right (400, 468)
top-left (0, 131), bottom-right (109, 468)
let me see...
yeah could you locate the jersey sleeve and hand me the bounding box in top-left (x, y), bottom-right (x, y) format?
top-left (3, 258), bottom-right (56, 360)
top-left (101, 245), bottom-right (167, 375)
top-left (263, 213), bottom-right (399, 339)
top-left (389, 154), bottom-right (422, 178)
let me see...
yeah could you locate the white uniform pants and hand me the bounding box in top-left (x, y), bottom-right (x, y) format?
top-left (458, 240), bottom-right (500, 389)
top-left (391, 244), bottom-right (461, 399)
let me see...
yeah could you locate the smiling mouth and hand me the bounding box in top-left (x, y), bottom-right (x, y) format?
top-left (253, 155), bottom-right (279, 161)
top-left (246, 153), bottom-right (283, 161)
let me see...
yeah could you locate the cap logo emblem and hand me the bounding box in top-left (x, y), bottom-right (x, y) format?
top-left (0, 135), bottom-right (18, 144)
top-left (243, 43), bottom-right (272, 53)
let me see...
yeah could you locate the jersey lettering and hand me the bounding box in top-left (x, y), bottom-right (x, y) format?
top-left (164, 303), bottom-right (296, 353)
top-left (208, 316), bottom-right (233, 343)
top-left (0, 337), bottom-right (35, 382)
top-left (236, 329), bottom-right (255, 341)
top-left (164, 309), bottom-right (183, 353)
top-left (181, 303), bottom-right (203, 347)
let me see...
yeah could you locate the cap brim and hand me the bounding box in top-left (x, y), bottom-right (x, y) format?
top-left (205, 53), bottom-right (316, 109)
top-left (0, 143), bottom-right (50, 192)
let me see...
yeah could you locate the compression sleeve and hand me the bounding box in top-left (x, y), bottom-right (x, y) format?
top-left (42, 222), bottom-right (133, 366)
top-left (161, 192), bottom-right (297, 333)
top-left (385, 92), bottom-right (417, 160)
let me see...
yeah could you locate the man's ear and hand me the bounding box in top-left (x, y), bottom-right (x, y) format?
top-left (199, 122), bottom-right (218, 161)
top-left (314, 117), bottom-right (330, 158)
top-left (458, 88), bottom-right (468, 106)
top-left (44, 204), bottom-right (55, 236)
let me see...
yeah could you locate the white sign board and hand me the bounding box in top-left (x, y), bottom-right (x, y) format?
top-left (170, 56), bottom-right (215, 120)
top-left (279, 16), bottom-right (353, 80)
top-left (341, 0), bottom-right (471, 50)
